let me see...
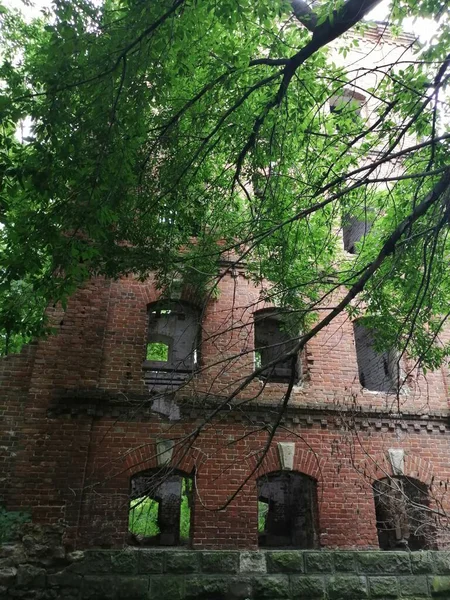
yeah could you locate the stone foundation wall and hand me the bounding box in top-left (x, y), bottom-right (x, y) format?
top-left (2, 528), bottom-right (450, 600)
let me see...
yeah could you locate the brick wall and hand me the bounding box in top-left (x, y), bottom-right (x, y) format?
top-left (1, 269), bottom-right (450, 551)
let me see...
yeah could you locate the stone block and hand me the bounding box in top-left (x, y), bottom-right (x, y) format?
top-left (266, 551), bottom-right (304, 573)
top-left (432, 553), bottom-right (450, 575)
top-left (138, 550), bottom-right (164, 574)
top-left (116, 576), bottom-right (149, 599)
top-left (201, 551), bottom-right (239, 573)
top-left (0, 567), bottom-right (17, 587)
top-left (77, 551), bottom-right (112, 574)
top-left (397, 575), bottom-right (429, 597)
top-left (165, 551), bottom-right (200, 573)
top-left (327, 575), bottom-right (369, 600)
top-left (368, 576), bottom-right (398, 597)
top-left (411, 553), bottom-right (433, 574)
top-left (82, 575), bottom-right (117, 600)
top-left (356, 552), bottom-right (411, 575)
top-left (149, 575), bottom-right (184, 600)
top-left (111, 550), bottom-right (138, 574)
top-left (334, 552), bottom-right (356, 572)
top-left (429, 575), bottom-right (450, 596)
top-left (252, 575), bottom-right (290, 599)
top-left (239, 552), bottom-right (266, 573)
top-left (305, 552), bottom-right (334, 573)
top-left (48, 569), bottom-right (82, 588)
top-left (16, 564), bottom-right (46, 588)
top-left (290, 575), bottom-right (325, 598)
top-left (184, 575), bottom-right (228, 599)
top-left (57, 589), bottom-right (83, 600)
top-left (227, 577), bottom-right (253, 600)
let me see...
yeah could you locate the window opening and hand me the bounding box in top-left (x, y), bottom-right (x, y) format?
top-left (342, 211), bottom-right (373, 254)
top-left (254, 310), bottom-right (300, 383)
top-left (330, 89), bottom-right (365, 118)
top-left (373, 477), bottom-right (436, 551)
top-left (143, 300), bottom-right (200, 388)
top-left (257, 472), bottom-right (319, 548)
top-left (353, 321), bottom-right (399, 393)
top-left (129, 470), bottom-right (192, 546)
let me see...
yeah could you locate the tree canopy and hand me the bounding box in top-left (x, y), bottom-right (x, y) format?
top-left (0, 0), bottom-right (450, 370)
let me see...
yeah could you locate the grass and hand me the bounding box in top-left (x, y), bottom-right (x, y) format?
top-left (129, 478), bottom-right (191, 540)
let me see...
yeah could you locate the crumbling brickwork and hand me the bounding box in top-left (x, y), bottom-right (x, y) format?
top-left (1, 266), bottom-right (450, 551)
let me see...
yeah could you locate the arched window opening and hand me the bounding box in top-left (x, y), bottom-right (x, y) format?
top-left (353, 320), bottom-right (399, 393)
top-left (254, 310), bottom-right (301, 384)
top-left (342, 211), bottom-right (373, 254)
top-left (330, 89), bottom-right (365, 118)
top-left (373, 476), bottom-right (436, 551)
top-left (257, 471), bottom-right (319, 548)
top-left (143, 301), bottom-right (200, 388)
top-left (129, 469), bottom-right (193, 546)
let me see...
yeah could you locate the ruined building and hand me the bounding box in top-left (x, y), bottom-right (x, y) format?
top-left (1, 25), bottom-right (450, 558)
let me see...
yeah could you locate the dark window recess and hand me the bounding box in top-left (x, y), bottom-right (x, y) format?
top-left (143, 301), bottom-right (200, 389)
top-left (342, 212), bottom-right (373, 254)
top-left (129, 469), bottom-right (192, 547)
top-left (254, 310), bottom-right (300, 383)
top-left (353, 321), bottom-right (399, 393)
top-left (257, 472), bottom-right (319, 548)
top-left (373, 477), bottom-right (436, 551)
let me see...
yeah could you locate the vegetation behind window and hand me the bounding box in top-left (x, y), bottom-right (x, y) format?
top-left (146, 342), bottom-right (169, 362)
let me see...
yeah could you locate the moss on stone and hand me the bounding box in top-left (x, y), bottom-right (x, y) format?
top-left (138, 550), bottom-right (164, 574)
top-left (356, 552), bottom-right (411, 575)
top-left (290, 574), bottom-right (325, 598)
top-left (253, 575), bottom-right (290, 599)
top-left (430, 575), bottom-right (450, 596)
top-left (368, 576), bottom-right (398, 597)
top-left (327, 575), bottom-right (368, 600)
top-left (304, 552), bottom-right (333, 573)
top-left (201, 551), bottom-right (239, 573)
top-left (150, 574), bottom-right (184, 600)
top-left (184, 575), bottom-right (228, 599)
top-left (267, 551), bottom-right (304, 573)
top-left (111, 549), bottom-right (138, 574)
top-left (116, 576), bottom-right (149, 599)
top-left (165, 552), bottom-right (200, 574)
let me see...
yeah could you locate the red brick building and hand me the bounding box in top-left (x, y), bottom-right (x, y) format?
top-left (1, 259), bottom-right (450, 551)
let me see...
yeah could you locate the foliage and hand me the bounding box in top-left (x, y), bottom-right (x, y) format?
top-left (258, 501), bottom-right (269, 533)
top-left (129, 497), bottom-right (161, 538)
top-left (0, 506), bottom-right (30, 543)
top-left (0, 0), bottom-right (449, 370)
top-left (129, 478), bottom-right (191, 541)
top-left (146, 342), bottom-right (169, 362)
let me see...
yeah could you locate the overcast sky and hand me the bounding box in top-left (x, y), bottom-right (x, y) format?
top-left (4, 0), bottom-right (442, 45)
top-left (0, 0), bottom-right (410, 26)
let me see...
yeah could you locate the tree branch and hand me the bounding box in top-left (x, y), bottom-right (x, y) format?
top-left (291, 0), bottom-right (318, 31)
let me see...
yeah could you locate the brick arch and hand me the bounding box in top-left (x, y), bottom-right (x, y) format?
top-left (403, 453), bottom-right (434, 486)
top-left (138, 283), bottom-right (161, 309)
top-left (138, 279), bottom-right (206, 313)
top-left (251, 443), bottom-right (323, 482)
top-left (123, 443), bottom-right (158, 477)
top-left (357, 451), bottom-right (435, 487)
top-left (124, 441), bottom-right (197, 479)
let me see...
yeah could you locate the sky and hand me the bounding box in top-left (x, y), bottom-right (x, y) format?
top-left (4, 0), bottom-right (443, 45)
